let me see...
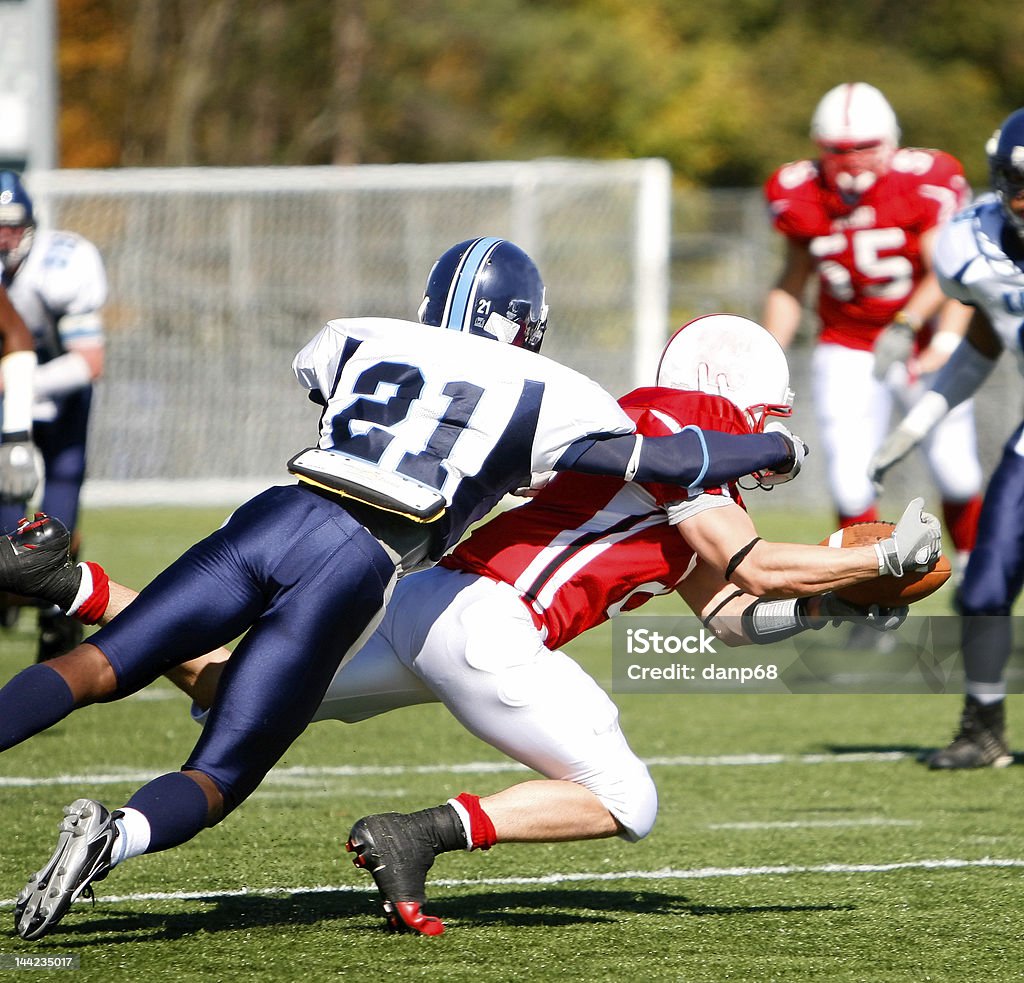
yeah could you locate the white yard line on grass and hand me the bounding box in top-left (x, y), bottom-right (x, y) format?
top-left (0, 857), bottom-right (1021, 908)
top-left (0, 751), bottom-right (913, 788)
top-left (708, 817), bottom-right (921, 830)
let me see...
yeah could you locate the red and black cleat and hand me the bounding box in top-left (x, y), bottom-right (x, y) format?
top-left (346, 812), bottom-right (447, 936)
top-left (0, 514), bottom-right (79, 612)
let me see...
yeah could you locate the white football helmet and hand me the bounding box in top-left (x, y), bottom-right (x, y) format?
top-left (656, 314), bottom-right (794, 432)
top-left (810, 82), bottom-right (900, 197)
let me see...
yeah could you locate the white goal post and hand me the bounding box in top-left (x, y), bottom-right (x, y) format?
top-left (23, 160), bottom-right (672, 506)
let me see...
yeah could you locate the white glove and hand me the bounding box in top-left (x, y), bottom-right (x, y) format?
top-left (0, 436), bottom-right (39, 505)
top-left (872, 320), bottom-right (916, 381)
top-left (867, 426), bottom-right (920, 493)
top-left (758, 420), bottom-right (808, 486)
top-left (874, 497), bottom-right (942, 577)
top-left (817, 592), bottom-right (908, 632)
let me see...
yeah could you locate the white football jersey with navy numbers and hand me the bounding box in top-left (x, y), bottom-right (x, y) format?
top-left (935, 196), bottom-right (1024, 377)
top-left (292, 316), bottom-right (634, 553)
top-left (5, 229), bottom-right (107, 365)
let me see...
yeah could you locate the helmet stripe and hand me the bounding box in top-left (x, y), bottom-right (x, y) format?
top-left (444, 236), bottom-right (503, 333)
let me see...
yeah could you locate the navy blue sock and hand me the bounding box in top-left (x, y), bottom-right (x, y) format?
top-left (124, 772), bottom-right (211, 854)
top-left (0, 664), bottom-right (75, 750)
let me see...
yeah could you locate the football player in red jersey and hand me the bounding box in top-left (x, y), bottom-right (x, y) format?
top-left (7, 316), bottom-right (943, 937)
top-left (762, 82), bottom-right (983, 579)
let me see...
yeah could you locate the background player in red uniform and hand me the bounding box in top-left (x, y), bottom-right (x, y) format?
top-left (762, 82), bottom-right (982, 581)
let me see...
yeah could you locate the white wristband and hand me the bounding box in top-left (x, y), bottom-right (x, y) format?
top-left (33, 350), bottom-right (92, 400)
top-left (928, 331), bottom-right (962, 356)
top-left (1, 349), bottom-right (37, 435)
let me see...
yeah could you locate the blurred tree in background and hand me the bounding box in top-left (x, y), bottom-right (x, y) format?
top-left (57, 0), bottom-right (1024, 187)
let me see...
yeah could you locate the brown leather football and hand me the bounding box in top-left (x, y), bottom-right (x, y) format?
top-left (819, 520), bottom-right (952, 607)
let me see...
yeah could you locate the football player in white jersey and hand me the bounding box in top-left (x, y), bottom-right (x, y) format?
top-left (0, 238), bottom-right (811, 942)
top-left (0, 170), bottom-right (107, 661)
top-left (9, 316), bottom-right (942, 937)
top-left (870, 108), bottom-right (1024, 769)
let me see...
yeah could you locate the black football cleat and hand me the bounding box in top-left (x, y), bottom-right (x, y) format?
top-left (347, 812), bottom-right (449, 936)
top-left (0, 514), bottom-right (81, 611)
top-left (928, 697), bottom-right (1012, 770)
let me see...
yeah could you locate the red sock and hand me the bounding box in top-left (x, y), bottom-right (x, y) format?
top-left (839, 506), bottom-right (877, 528)
top-left (449, 792), bottom-right (497, 851)
top-left (942, 496), bottom-right (982, 553)
top-left (71, 562), bottom-right (110, 625)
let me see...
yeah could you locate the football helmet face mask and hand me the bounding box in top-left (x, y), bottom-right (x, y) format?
top-left (986, 108), bottom-right (1024, 239)
top-left (811, 83), bottom-right (900, 197)
top-left (418, 236), bottom-right (549, 352)
top-left (0, 170), bottom-right (35, 275)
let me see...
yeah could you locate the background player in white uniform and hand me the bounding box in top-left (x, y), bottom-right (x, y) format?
top-left (21, 316), bottom-right (941, 937)
top-left (0, 170), bottom-right (107, 661)
top-left (0, 239), bottom-right (807, 942)
top-left (871, 108), bottom-right (1024, 769)
top-left (762, 83), bottom-right (982, 579)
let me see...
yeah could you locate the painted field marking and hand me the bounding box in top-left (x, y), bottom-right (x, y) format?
top-left (0, 751), bottom-right (914, 789)
top-left (708, 817), bottom-right (921, 831)
top-left (1, 857), bottom-right (1021, 908)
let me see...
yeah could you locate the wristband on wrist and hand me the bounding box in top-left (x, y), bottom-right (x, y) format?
top-left (928, 330), bottom-right (962, 355)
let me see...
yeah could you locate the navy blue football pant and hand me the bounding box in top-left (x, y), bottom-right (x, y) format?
top-left (0, 388), bottom-right (91, 535)
top-left (91, 483), bottom-right (397, 814)
top-left (957, 423), bottom-right (1024, 687)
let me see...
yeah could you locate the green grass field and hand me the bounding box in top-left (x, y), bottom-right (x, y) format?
top-left (0, 505), bottom-right (1022, 981)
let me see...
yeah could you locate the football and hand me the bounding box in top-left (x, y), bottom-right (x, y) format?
top-left (819, 520), bottom-right (952, 607)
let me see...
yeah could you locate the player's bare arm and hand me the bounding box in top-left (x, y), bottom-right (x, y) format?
top-left (675, 500), bottom-right (884, 598)
top-left (0, 283), bottom-right (33, 354)
top-left (762, 240), bottom-right (814, 349)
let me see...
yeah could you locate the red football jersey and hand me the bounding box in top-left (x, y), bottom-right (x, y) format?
top-left (442, 388), bottom-right (749, 650)
top-left (764, 148), bottom-right (970, 350)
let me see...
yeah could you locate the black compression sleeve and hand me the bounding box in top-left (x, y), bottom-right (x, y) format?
top-left (558, 428), bottom-right (794, 489)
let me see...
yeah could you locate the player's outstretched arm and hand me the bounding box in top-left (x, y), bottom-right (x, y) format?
top-left (675, 515), bottom-right (908, 650)
top-left (869, 310), bottom-right (1000, 490)
top-left (559, 425), bottom-right (805, 491)
top-left (677, 499), bottom-right (890, 599)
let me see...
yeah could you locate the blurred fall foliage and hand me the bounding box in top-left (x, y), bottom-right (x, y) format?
top-left (57, 0), bottom-right (1024, 187)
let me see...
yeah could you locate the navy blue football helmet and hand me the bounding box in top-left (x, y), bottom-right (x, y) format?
top-left (987, 108), bottom-right (1024, 238)
top-left (0, 170), bottom-right (35, 273)
top-left (418, 236), bottom-right (548, 352)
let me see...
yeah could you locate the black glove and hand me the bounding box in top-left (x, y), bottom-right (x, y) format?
top-left (817, 592), bottom-right (908, 632)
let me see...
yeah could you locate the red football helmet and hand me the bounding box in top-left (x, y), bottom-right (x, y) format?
top-left (811, 83), bottom-right (900, 197)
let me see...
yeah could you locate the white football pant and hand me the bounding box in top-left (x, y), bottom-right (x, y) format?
top-left (811, 343), bottom-right (982, 517)
top-left (313, 566), bottom-right (658, 841)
